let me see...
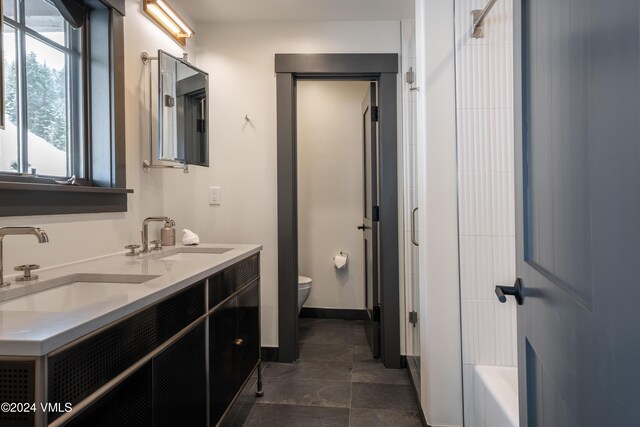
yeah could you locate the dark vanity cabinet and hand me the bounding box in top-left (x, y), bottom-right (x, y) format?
top-left (235, 283), bottom-right (260, 390)
top-left (51, 281), bottom-right (206, 426)
top-left (63, 322), bottom-right (209, 427)
top-left (152, 322), bottom-right (207, 427)
top-left (209, 281), bottom-right (260, 425)
top-left (62, 363), bottom-right (153, 427)
top-left (43, 253), bottom-right (261, 427)
top-left (210, 297), bottom-right (239, 424)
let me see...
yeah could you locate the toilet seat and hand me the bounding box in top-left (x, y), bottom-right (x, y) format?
top-left (297, 276), bottom-right (312, 315)
top-left (298, 275), bottom-right (312, 285)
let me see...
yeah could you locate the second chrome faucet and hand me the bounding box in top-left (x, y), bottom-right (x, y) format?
top-left (141, 217), bottom-right (175, 253)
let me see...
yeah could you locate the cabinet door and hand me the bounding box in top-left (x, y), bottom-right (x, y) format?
top-left (153, 322), bottom-right (206, 427)
top-left (235, 281), bottom-right (260, 386)
top-left (209, 297), bottom-right (238, 425)
top-left (62, 363), bottom-right (152, 427)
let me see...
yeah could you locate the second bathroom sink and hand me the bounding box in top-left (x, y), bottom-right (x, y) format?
top-left (155, 247), bottom-right (233, 261)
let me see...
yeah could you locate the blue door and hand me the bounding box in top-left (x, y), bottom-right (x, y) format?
top-left (512, 0), bottom-right (640, 425)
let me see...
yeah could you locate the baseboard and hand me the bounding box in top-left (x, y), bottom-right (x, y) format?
top-left (299, 307), bottom-right (368, 320)
top-left (260, 346), bottom-right (279, 362)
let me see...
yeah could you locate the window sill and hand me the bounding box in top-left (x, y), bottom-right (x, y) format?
top-left (0, 181), bottom-right (134, 217)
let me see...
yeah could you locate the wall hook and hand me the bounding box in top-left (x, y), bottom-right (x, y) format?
top-left (245, 115), bottom-right (250, 122)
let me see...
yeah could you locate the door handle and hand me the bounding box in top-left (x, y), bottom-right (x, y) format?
top-left (411, 207), bottom-right (419, 246)
top-left (495, 278), bottom-right (524, 305)
top-left (357, 224), bottom-right (366, 230)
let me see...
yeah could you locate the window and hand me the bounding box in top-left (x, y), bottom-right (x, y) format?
top-left (0, 0), bottom-right (130, 217)
top-left (1, 0), bottom-right (83, 179)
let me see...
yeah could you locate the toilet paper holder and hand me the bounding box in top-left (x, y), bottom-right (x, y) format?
top-left (333, 251), bottom-right (348, 269)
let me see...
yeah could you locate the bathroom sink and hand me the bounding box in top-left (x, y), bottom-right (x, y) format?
top-left (0, 274), bottom-right (160, 312)
top-left (155, 247), bottom-right (233, 261)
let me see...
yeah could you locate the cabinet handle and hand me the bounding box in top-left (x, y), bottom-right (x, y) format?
top-left (234, 338), bottom-right (244, 346)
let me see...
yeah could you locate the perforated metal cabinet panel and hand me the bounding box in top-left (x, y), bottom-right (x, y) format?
top-left (208, 254), bottom-right (259, 309)
top-left (210, 280), bottom-right (260, 426)
top-left (152, 322), bottom-right (206, 427)
top-left (209, 297), bottom-right (238, 425)
top-left (235, 282), bottom-right (260, 388)
top-left (61, 362), bottom-right (152, 427)
top-left (48, 281), bottom-right (205, 423)
top-left (0, 361), bottom-right (35, 427)
top-left (219, 281), bottom-right (260, 427)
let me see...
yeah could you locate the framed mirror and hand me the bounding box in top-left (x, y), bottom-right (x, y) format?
top-left (158, 50), bottom-right (208, 166)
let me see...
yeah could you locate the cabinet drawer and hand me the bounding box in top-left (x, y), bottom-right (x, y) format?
top-left (48, 281), bottom-right (205, 423)
top-left (208, 254), bottom-right (259, 309)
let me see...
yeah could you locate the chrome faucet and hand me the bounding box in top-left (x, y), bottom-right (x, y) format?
top-left (141, 217), bottom-right (175, 253)
top-left (0, 227), bottom-right (49, 287)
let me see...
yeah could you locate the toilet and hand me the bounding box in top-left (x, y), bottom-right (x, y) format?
top-left (298, 276), bottom-right (312, 314)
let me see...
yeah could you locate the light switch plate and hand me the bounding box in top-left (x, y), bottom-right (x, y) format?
top-left (209, 186), bottom-right (221, 205)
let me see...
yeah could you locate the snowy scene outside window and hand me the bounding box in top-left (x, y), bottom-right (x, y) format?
top-left (0, 0), bottom-right (83, 178)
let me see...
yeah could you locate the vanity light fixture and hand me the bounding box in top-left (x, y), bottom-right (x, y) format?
top-left (143, 0), bottom-right (194, 46)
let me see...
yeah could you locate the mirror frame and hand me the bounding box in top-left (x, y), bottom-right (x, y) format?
top-left (157, 49), bottom-right (208, 166)
top-left (0, 0), bottom-right (5, 130)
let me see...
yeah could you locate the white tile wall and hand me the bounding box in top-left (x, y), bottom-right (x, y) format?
top-left (455, 0), bottom-right (516, 389)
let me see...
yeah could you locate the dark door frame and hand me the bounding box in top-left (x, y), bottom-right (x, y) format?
top-left (275, 53), bottom-right (401, 368)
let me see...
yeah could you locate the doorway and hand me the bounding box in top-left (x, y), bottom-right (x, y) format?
top-left (296, 80), bottom-right (380, 358)
top-left (296, 80), bottom-right (369, 314)
top-left (275, 54), bottom-right (400, 368)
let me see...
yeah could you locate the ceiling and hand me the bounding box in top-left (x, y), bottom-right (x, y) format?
top-left (177, 0), bottom-right (414, 23)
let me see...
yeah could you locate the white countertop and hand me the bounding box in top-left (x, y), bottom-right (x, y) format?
top-left (0, 243), bottom-right (262, 356)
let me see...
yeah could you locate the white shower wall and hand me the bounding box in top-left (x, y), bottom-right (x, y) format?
top-left (454, 0), bottom-right (517, 425)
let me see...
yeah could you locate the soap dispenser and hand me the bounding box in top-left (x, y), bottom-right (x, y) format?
top-left (161, 221), bottom-right (176, 246)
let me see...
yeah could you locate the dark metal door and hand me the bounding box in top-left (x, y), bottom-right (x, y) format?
top-left (361, 82), bottom-right (380, 357)
top-left (513, 0), bottom-right (640, 425)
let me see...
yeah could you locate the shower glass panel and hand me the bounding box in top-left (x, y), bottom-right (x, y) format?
top-left (402, 20), bottom-right (421, 382)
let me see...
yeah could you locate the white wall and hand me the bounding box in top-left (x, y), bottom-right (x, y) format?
top-left (0, 0), bottom-right (197, 273)
top-left (0, 14), bottom-right (401, 350)
top-left (296, 80), bottom-right (368, 310)
top-left (454, 1), bottom-right (517, 426)
top-left (193, 21), bottom-right (402, 346)
top-left (415, 0), bottom-right (463, 425)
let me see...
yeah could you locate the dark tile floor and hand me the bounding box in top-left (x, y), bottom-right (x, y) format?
top-left (243, 318), bottom-right (423, 427)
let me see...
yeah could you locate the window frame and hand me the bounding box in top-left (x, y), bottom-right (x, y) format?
top-left (3, 1), bottom-right (84, 179)
top-left (0, 0), bottom-right (131, 216)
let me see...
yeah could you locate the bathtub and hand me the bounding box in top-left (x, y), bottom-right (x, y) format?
top-left (472, 365), bottom-right (519, 427)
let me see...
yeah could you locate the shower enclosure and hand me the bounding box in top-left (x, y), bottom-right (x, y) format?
top-left (401, 19), bottom-right (421, 394)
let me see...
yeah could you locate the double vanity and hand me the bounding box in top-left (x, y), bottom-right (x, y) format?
top-left (0, 240), bottom-right (262, 427)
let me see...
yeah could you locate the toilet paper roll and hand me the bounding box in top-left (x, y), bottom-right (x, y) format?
top-left (334, 253), bottom-right (348, 269)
